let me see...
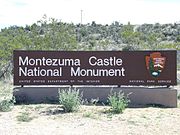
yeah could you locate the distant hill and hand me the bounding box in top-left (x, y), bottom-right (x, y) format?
top-left (75, 22), bottom-right (180, 50)
top-left (0, 18), bottom-right (179, 78)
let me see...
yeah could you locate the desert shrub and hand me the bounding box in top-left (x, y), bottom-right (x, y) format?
top-left (108, 91), bottom-right (130, 114)
top-left (58, 87), bottom-right (82, 112)
top-left (16, 112), bottom-right (33, 122)
top-left (0, 82), bottom-right (14, 112)
top-left (0, 96), bottom-right (15, 112)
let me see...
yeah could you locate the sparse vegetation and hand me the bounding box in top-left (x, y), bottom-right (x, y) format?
top-left (83, 111), bottom-right (96, 119)
top-left (0, 104), bottom-right (179, 134)
top-left (0, 82), bottom-right (13, 98)
top-left (16, 112), bottom-right (34, 122)
top-left (108, 91), bottom-right (130, 114)
top-left (58, 87), bottom-right (82, 112)
top-left (0, 97), bottom-right (15, 112)
top-left (34, 105), bottom-right (44, 111)
top-left (0, 82), bottom-right (15, 112)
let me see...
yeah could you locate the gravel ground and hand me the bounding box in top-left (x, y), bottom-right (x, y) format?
top-left (0, 104), bottom-right (180, 135)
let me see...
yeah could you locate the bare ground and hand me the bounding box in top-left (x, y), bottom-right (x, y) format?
top-left (0, 103), bottom-right (180, 135)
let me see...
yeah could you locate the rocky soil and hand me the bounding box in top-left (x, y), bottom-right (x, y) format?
top-left (0, 104), bottom-right (180, 135)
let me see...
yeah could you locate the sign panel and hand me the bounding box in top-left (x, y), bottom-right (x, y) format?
top-left (13, 50), bottom-right (177, 86)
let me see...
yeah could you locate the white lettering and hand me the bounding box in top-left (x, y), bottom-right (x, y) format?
top-left (89, 56), bottom-right (123, 66)
top-left (18, 56), bottom-right (80, 66)
top-left (19, 56), bottom-right (28, 66)
top-left (71, 67), bottom-right (125, 77)
top-left (18, 67), bottom-right (62, 76)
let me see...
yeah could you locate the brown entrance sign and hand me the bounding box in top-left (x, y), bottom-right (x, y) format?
top-left (13, 50), bottom-right (177, 86)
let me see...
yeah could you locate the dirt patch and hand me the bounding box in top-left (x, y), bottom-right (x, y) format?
top-left (0, 104), bottom-right (180, 135)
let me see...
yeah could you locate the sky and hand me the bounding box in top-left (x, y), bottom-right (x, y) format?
top-left (0, 0), bottom-right (180, 29)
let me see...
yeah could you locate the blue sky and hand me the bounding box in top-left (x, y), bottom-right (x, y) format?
top-left (0, 0), bottom-right (180, 29)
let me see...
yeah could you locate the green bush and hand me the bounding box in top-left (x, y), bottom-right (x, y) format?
top-left (108, 91), bottom-right (130, 114)
top-left (58, 87), bottom-right (82, 112)
top-left (0, 96), bottom-right (15, 112)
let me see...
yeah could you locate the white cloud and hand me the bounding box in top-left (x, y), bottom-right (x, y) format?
top-left (0, 0), bottom-right (180, 29)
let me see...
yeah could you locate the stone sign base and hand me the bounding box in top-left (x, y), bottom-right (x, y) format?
top-left (13, 86), bottom-right (177, 107)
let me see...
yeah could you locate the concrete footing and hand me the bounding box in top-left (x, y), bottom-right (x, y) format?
top-left (13, 86), bottom-right (178, 107)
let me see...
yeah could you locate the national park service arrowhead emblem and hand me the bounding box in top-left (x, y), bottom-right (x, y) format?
top-left (145, 52), bottom-right (166, 77)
